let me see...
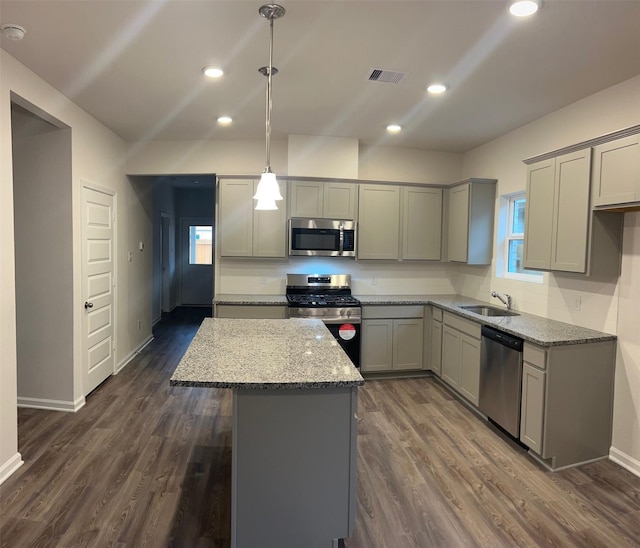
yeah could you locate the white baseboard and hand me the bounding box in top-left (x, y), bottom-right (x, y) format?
top-left (17, 396), bottom-right (86, 412)
top-left (0, 452), bottom-right (23, 485)
top-left (115, 335), bottom-right (154, 374)
top-left (610, 447), bottom-right (640, 478)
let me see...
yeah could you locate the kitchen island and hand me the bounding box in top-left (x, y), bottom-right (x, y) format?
top-left (170, 318), bottom-right (364, 548)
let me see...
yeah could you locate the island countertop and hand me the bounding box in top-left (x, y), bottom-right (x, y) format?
top-left (170, 318), bottom-right (364, 389)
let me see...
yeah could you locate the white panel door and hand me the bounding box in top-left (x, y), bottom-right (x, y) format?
top-left (82, 185), bottom-right (115, 395)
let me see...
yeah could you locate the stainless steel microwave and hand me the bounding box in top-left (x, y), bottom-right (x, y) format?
top-left (289, 218), bottom-right (356, 257)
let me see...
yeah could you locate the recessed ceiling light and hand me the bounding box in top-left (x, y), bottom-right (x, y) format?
top-left (386, 124), bottom-right (402, 133)
top-left (427, 83), bottom-right (447, 94)
top-left (217, 116), bottom-right (232, 125)
top-left (509, 0), bottom-right (541, 17)
top-left (203, 66), bottom-right (224, 78)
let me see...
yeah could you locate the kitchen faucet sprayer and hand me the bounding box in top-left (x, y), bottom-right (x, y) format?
top-left (491, 291), bottom-right (512, 310)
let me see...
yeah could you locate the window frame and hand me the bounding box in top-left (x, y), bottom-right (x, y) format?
top-left (498, 192), bottom-right (543, 283)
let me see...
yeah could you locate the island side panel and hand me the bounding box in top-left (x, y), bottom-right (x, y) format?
top-left (232, 387), bottom-right (358, 548)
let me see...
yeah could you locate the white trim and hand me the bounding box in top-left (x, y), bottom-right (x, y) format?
top-left (114, 335), bottom-right (154, 374)
top-left (17, 396), bottom-right (86, 412)
top-left (0, 453), bottom-right (24, 485)
top-left (80, 179), bottom-right (115, 197)
top-left (610, 447), bottom-right (640, 478)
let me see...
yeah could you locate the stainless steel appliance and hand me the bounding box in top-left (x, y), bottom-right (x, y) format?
top-left (479, 325), bottom-right (524, 438)
top-left (286, 273), bottom-right (361, 367)
top-left (289, 218), bottom-right (356, 257)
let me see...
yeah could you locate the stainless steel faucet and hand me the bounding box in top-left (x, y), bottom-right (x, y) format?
top-left (491, 291), bottom-right (512, 310)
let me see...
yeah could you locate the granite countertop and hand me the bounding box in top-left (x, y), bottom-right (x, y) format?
top-left (359, 294), bottom-right (616, 347)
top-left (211, 293), bottom-right (616, 347)
top-left (214, 294), bottom-right (288, 305)
top-left (170, 318), bottom-right (364, 390)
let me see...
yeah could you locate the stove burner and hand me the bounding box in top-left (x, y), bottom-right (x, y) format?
top-left (286, 294), bottom-right (360, 307)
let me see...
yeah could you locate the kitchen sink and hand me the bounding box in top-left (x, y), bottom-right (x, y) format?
top-left (459, 305), bottom-right (520, 317)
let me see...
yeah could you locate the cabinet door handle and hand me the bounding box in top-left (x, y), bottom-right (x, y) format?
top-left (84, 301), bottom-right (94, 309)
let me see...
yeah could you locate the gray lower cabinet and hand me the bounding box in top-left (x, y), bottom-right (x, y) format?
top-left (441, 312), bottom-right (481, 405)
top-left (233, 387), bottom-right (357, 547)
top-left (519, 340), bottom-right (616, 469)
top-left (215, 304), bottom-right (288, 319)
top-left (361, 306), bottom-right (424, 372)
top-left (520, 361), bottom-right (546, 454)
top-left (429, 318), bottom-right (443, 377)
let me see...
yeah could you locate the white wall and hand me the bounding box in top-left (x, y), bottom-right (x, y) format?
top-left (359, 144), bottom-right (462, 184)
top-left (288, 135), bottom-right (359, 178)
top-left (461, 74), bottom-right (640, 473)
top-left (218, 256), bottom-right (456, 297)
top-left (0, 50), bottom-right (152, 483)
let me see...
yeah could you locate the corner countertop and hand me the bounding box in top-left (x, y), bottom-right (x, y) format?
top-left (170, 318), bottom-right (364, 390)
top-left (358, 294), bottom-right (616, 347)
top-left (211, 293), bottom-right (616, 347)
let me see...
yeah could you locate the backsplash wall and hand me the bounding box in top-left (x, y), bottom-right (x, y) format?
top-left (217, 257), bottom-right (456, 296)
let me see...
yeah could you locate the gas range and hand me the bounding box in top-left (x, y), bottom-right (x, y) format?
top-left (286, 274), bottom-right (361, 323)
top-left (286, 273), bottom-right (361, 367)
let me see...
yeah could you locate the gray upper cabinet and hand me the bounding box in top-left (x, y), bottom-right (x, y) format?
top-left (357, 185), bottom-right (401, 260)
top-left (289, 181), bottom-right (357, 220)
top-left (524, 149), bottom-right (623, 276)
top-left (446, 179), bottom-right (496, 265)
top-left (219, 178), bottom-right (287, 258)
top-left (524, 150), bottom-right (591, 273)
top-left (592, 133), bottom-right (640, 208)
top-left (401, 186), bottom-right (442, 260)
top-left (358, 184), bottom-right (443, 261)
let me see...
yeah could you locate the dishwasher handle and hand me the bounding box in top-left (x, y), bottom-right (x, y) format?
top-left (481, 325), bottom-right (523, 352)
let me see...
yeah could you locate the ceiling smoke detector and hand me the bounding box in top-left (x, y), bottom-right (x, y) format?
top-left (1, 24), bottom-right (26, 40)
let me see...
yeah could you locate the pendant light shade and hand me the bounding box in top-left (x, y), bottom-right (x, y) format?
top-left (254, 4), bottom-right (285, 210)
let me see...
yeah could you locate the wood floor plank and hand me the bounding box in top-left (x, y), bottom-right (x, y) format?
top-left (2, 309), bottom-right (640, 547)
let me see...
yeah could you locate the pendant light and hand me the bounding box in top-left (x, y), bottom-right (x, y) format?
top-left (254, 4), bottom-right (285, 210)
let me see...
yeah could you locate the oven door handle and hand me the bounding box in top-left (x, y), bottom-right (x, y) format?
top-left (322, 317), bottom-right (361, 325)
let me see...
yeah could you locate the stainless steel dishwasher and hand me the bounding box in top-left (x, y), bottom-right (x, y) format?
top-left (479, 326), bottom-right (524, 438)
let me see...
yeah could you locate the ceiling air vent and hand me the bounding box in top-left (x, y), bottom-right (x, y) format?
top-left (367, 68), bottom-right (406, 84)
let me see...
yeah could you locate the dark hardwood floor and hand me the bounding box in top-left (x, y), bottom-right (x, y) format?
top-left (2, 307), bottom-right (640, 547)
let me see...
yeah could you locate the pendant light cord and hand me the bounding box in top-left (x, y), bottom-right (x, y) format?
top-left (265, 17), bottom-right (274, 172)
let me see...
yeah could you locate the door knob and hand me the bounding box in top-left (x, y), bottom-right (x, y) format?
top-left (84, 301), bottom-right (94, 309)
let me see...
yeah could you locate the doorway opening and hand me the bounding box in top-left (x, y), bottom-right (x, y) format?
top-left (145, 175), bottom-right (215, 325)
top-left (11, 96), bottom-right (79, 411)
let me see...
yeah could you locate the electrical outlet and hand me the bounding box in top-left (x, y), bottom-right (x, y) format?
top-left (371, 277), bottom-right (377, 285)
top-left (137, 319), bottom-right (141, 330)
top-left (574, 295), bottom-right (582, 311)
top-left (260, 276), bottom-right (268, 285)
top-left (128, 251), bottom-right (133, 262)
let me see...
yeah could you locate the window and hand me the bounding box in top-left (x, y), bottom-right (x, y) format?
top-left (499, 193), bottom-right (542, 282)
top-left (189, 225), bottom-right (213, 265)
top-left (507, 195), bottom-right (526, 274)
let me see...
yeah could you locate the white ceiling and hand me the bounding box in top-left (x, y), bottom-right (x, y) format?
top-left (1, 0), bottom-right (639, 153)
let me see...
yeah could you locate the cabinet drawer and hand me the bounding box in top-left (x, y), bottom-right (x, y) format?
top-left (443, 311), bottom-right (481, 339)
top-left (362, 305), bottom-right (424, 319)
top-left (523, 342), bottom-right (546, 370)
top-left (432, 306), bottom-right (443, 322)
